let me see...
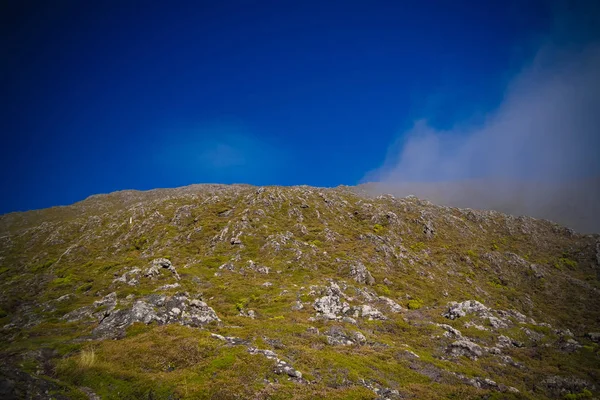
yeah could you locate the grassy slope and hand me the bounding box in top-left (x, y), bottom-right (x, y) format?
top-left (0, 184), bottom-right (598, 399)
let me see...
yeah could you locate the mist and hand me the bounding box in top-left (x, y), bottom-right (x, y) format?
top-left (365, 44), bottom-right (600, 233)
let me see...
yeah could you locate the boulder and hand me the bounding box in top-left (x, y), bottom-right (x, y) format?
top-left (91, 294), bottom-right (220, 339)
top-left (448, 340), bottom-right (483, 360)
top-left (350, 262), bottom-right (375, 285)
top-left (443, 300), bottom-right (489, 320)
top-left (355, 304), bottom-right (387, 320)
top-left (313, 282), bottom-right (351, 320)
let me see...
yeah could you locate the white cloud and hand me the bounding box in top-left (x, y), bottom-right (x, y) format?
top-left (365, 44), bottom-right (600, 232)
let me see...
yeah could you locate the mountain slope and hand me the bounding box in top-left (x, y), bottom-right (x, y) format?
top-left (0, 184), bottom-right (599, 399)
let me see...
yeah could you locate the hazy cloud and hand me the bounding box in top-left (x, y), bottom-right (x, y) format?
top-left (365, 44), bottom-right (600, 233)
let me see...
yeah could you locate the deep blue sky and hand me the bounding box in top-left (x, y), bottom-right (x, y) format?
top-left (0, 0), bottom-right (582, 213)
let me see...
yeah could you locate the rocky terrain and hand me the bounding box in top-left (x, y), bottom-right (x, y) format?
top-left (0, 184), bottom-right (598, 399)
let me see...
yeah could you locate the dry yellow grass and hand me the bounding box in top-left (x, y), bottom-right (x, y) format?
top-left (78, 348), bottom-right (96, 368)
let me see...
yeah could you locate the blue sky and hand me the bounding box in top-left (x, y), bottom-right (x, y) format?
top-left (1, 1), bottom-right (598, 213)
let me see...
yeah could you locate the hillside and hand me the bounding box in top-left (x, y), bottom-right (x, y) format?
top-left (0, 184), bottom-right (599, 399)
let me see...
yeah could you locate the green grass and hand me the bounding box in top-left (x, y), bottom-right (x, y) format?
top-left (0, 184), bottom-right (598, 399)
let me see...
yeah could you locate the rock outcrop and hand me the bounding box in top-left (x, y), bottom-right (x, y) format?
top-left (63, 293), bottom-right (221, 339)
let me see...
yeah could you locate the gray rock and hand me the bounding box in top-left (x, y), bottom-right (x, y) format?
top-left (423, 219), bottom-right (435, 239)
top-left (586, 332), bottom-right (600, 342)
top-left (521, 327), bottom-right (544, 342)
top-left (275, 360), bottom-right (302, 379)
top-left (155, 282), bottom-right (180, 291)
top-left (352, 331), bottom-right (367, 344)
top-left (488, 316), bottom-right (508, 329)
top-left (219, 262), bottom-right (235, 271)
top-left (326, 326), bottom-right (355, 346)
top-left (350, 262), bottom-right (375, 285)
top-left (92, 300), bottom-right (158, 339)
top-left (313, 282), bottom-right (351, 320)
top-left (443, 300), bottom-right (489, 320)
top-left (541, 375), bottom-right (595, 397)
top-left (247, 260), bottom-right (270, 274)
top-left (496, 335), bottom-right (518, 348)
top-left (239, 309), bottom-right (256, 319)
top-left (183, 299), bottom-right (221, 327)
top-left (62, 306), bottom-right (93, 323)
top-left (93, 292), bottom-right (117, 311)
top-left (211, 333), bottom-right (249, 346)
top-left (248, 347), bottom-right (278, 359)
top-left (307, 326), bottom-right (319, 335)
top-left (448, 340), bottom-right (483, 359)
top-left (355, 304), bottom-right (387, 320)
top-left (63, 292), bottom-right (118, 323)
top-left (113, 268), bottom-right (141, 285)
top-left (145, 258), bottom-right (180, 280)
top-left (378, 296), bottom-right (403, 313)
top-left (91, 294), bottom-right (220, 339)
top-left (559, 338), bottom-right (582, 353)
top-left (437, 324), bottom-right (463, 338)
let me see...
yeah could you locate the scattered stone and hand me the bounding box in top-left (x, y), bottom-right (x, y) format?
top-left (498, 355), bottom-right (523, 368)
top-left (559, 338), bottom-right (582, 353)
top-left (448, 340), bottom-right (483, 360)
top-left (155, 282), bottom-right (181, 291)
top-left (355, 304), bottom-right (387, 320)
top-left (496, 335), bottom-right (518, 348)
top-left (91, 292), bottom-right (118, 321)
top-left (464, 321), bottom-right (487, 331)
top-left (352, 331), bottom-right (367, 344)
top-left (521, 327), bottom-right (544, 342)
top-left (358, 379), bottom-right (402, 400)
top-left (378, 296), bottom-right (403, 313)
top-left (145, 258), bottom-right (180, 280)
top-left (307, 326), bottom-right (319, 335)
top-left (541, 375), bottom-right (595, 397)
top-left (274, 360), bottom-right (302, 379)
top-left (437, 324), bottom-right (463, 339)
top-left (239, 309), bottom-right (256, 319)
top-left (211, 333), bottom-right (249, 346)
top-left (326, 326), bottom-right (355, 346)
top-left (56, 294), bottom-right (73, 302)
top-left (313, 282), bottom-right (351, 320)
top-left (460, 375), bottom-right (520, 394)
top-left (263, 337), bottom-right (285, 349)
top-left (113, 268), bottom-right (141, 286)
top-left (586, 332), bottom-right (600, 343)
top-left (443, 300), bottom-right (489, 320)
top-left (350, 262), bottom-right (375, 285)
top-left (89, 294), bottom-right (220, 339)
top-left (247, 260), bottom-right (270, 274)
top-left (423, 220), bottom-right (435, 239)
top-left (219, 263), bottom-right (235, 271)
top-left (230, 232), bottom-right (243, 245)
top-left (488, 316), bottom-right (508, 329)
